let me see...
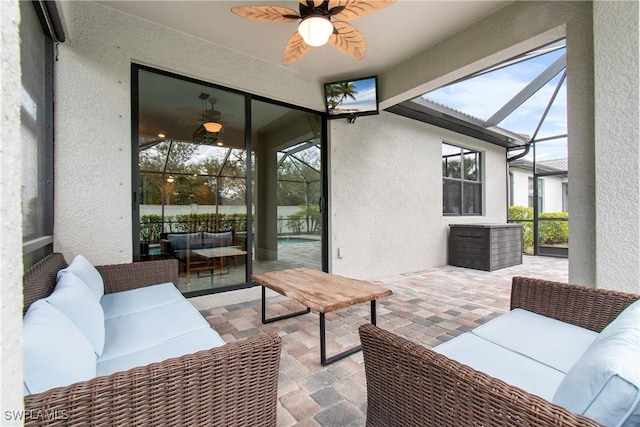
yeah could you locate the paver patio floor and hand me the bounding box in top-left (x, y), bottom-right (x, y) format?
top-left (191, 255), bottom-right (568, 427)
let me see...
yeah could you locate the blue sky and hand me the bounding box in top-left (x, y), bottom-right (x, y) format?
top-left (425, 47), bottom-right (568, 161)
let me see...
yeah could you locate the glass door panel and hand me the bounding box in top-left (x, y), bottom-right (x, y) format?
top-left (251, 99), bottom-right (323, 274)
top-left (135, 66), bottom-right (326, 296)
top-left (137, 68), bottom-right (247, 294)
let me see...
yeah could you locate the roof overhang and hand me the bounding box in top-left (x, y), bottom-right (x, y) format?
top-left (386, 99), bottom-right (528, 149)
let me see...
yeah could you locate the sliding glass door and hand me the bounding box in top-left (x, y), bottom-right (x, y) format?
top-left (133, 65), bottom-right (325, 296)
top-left (251, 99), bottom-right (324, 275)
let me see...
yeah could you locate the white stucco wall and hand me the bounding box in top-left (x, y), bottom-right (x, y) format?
top-left (53, 1), bottom-right (324, 265)
top-left (541, 176), bottom-right (566, 213)
top-left (510, 169), bottom-right (566, 213)
top-left (593, 1), bottom-right (640, 293)
top-left (510, 168), bottom-right (531, 208)
top-left (0, 0), bottom-right (24, 422)
top-left (330, 111), bottom-right (506, 280)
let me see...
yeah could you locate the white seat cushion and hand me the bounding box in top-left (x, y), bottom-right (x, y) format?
top-left (100, 300), bottom-right (211, 361)
top-left (471, 308), bottom-right (598, 373)
top-left (100, 282), bottom-right (183, 319)
top-left (23, 300), bottom-right (96, 395)
top-left (553, 300), bottom-right (640, 427)
top-left (57, 254), bottom-right (104, 299)
top-left (434, 332), bottom-right (564, 402)
top-left (97, 328), bottom-right (225, 376)
top-left (46, 273), bottom-right (106, 356)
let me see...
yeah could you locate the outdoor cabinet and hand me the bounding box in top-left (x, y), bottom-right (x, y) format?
top-left (448, 223), bottom-right (522, 271)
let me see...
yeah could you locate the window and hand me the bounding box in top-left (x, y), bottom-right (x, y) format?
top-left (442, 143), bottom-right (482, 215)
top-left (21, 2), bottom-right (58, 268)
top-left (528, 177), bottom-right (544, 211)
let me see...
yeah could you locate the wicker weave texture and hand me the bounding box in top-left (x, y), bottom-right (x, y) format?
top-left (96, 258), bottom-right (179, 294)
top-left (359, 324), bottom-right (600, 427)
top-left (24, 332), bottom-right (282, 427)
top-left (23, 253), bottom-right (179, 312)
top-left (23, 253), bottom-right (68, 314)
top-left (511, 276), bottom-right (639, 332)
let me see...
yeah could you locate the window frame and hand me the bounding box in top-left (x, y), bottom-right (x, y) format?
top-left (22, 2), bottom-right (58, 269)
top-left (442, 142), bottom-right (483, 216)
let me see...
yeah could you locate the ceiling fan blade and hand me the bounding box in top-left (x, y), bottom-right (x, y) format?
top-left (282, 32), bottom-right (312, 65)
top-left (328, 21), bottom-right (366, 60)
top-left (328, 0), bottom-right (395, 21)
top-left (231, 6), bottom-right (300, 22)
top-left (299, 0), bottom-right (325, 7)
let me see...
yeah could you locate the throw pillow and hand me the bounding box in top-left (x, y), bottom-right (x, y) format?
top-left (57, 254), bottom-right (104, 299)
top-left (46, 273), bottom-right (106, 356)
top-left (23, 300), bottom-right (97, 395)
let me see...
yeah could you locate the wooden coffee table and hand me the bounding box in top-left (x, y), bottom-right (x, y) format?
top-left (251, 267), bottom-right (393, 365)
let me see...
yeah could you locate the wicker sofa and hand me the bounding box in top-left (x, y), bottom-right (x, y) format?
top-left (359, 276), bottom-right (640, 427)
top-left (23, 252), bottom-right (281, 427)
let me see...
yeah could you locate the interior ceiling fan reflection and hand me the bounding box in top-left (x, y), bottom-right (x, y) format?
top-left (174, 93), bottom-right (227, 130)
top-left (192, 125), bottom-right (224, 146)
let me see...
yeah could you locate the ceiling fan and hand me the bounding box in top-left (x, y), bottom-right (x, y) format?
top-left (231, 0), bottom-right (395, 64)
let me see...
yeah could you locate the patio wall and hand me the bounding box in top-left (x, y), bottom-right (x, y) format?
top-left (593, 1), bottom-right (640, 294)
top-left (329, 111), bottom-right (507, 279)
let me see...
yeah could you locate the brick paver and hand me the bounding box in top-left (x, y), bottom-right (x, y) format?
top-left (193, 255), bottom-right (568, 427)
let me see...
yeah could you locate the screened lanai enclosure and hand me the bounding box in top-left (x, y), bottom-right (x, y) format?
top-left (391, 39), bottom-right (569, 258)
top-left (134, 66), bottom-right (325, 295)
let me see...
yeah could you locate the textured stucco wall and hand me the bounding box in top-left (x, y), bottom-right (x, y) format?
top-left (0, 0), bottom-right (24, 422)
top-left (565, 4), bottom-right (596, 286)
top-left (593, 1), bottom-right (640, 293)
top-left (330, 112), bottom-right (506, 280)
top-left (53, 1), bottom-right (323, 265)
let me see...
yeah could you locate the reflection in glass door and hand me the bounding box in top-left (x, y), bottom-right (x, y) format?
top-left (134, 66), bottom-right (326, 296)
top-left (251, 99), bottom-right (324, 275)
top-left (136, 67), bottom-right (248, 295)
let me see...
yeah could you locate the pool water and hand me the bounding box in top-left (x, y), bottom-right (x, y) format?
top-left (278, 237), bottom-right (317, 244)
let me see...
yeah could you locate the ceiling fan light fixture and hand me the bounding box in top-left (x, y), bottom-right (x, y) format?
top-left (297, 15), bottom-right (333, 47)
top-left (203, 121), bottom-right (223, 133)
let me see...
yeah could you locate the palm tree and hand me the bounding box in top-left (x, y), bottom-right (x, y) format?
top-left (325, 82), bottom-right (358, 111)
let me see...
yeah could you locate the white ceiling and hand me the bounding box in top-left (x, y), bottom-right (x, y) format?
top-left (97, 0), bottom-right (509, 82)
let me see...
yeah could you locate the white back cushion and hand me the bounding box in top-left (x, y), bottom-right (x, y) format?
top-left (553, 300), bottom-right (640, 426)
top-left (46, 273), bottom-right (106, 356)
top-left (100, 282), bottom-right (183, 319)
top-left (434, 332), bottom-right (564, 402)
top-left (23, 300), bottom-right (96, 395)
top-left (57, 255), bottom-right (104, 299)
top-left (471, 308), bottom-right (598, 373)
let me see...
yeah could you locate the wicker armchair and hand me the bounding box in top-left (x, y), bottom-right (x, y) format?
top-left (359, 276), bottom-right (639, 427)
top-left (23, 253), bottom-right (282, 427)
